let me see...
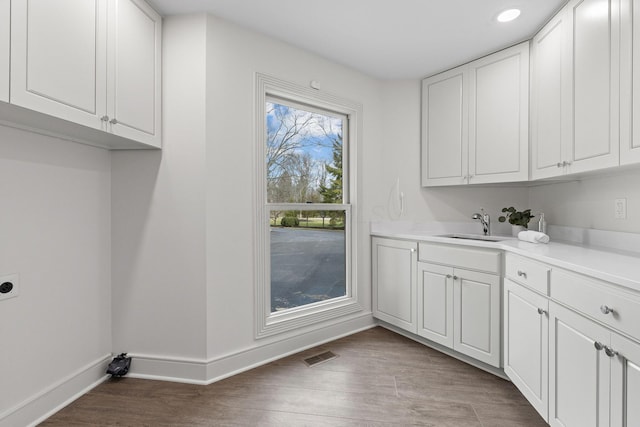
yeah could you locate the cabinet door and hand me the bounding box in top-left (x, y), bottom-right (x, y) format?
top-left (10, 0), bottom-right (107, 129)
top-left (620, 0), bottom-right (640, 165)
top-left (0, 0), bottom-right (8, 103)
top-left (372, 238), bottom-right (417, 333)
top-left (421, 66), bottom-right (468, 187)
top-left (107, 0), bottom-right (162, 147)
top-left (531, 11), bottom-right (571, 180)
top-left (453, 268), bottom-right (501, 367)
top-left (504, 279), bottom-right (549, 422)
top-left (549, 302), bottom-right (610, 427)
top-left (417, 262), bottom-right (454, 347)
top-left (610, 333), bottom-right (640, 427)
top-left (468, 42), bottom-right (529, 184)
top-left (567, 0), bottom-right (620, 174)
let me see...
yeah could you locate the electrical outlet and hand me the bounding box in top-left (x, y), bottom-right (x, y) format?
top-left (0, 274), bottom-right (19, 301)
top-left (615, 198), bottom-right (627, 219)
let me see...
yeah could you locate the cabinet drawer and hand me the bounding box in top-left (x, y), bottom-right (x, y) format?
top-left (551, 268), bottom-right (640, 339)
top-left (505, 253), bottom-right (550, 295)
top-left (418, 242), bottom-right (501, 274)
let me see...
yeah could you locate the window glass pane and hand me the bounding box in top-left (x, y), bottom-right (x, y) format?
top-left (266, 100), bottom-right (344, 204)
top-left (270, 209), bottom-right (346, 312)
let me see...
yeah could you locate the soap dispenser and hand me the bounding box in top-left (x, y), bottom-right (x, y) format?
top-left (538, 213), bottom-right (547, 234)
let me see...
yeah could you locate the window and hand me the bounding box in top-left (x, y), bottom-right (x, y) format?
top-left (254, 74), bottom-right (362, 337)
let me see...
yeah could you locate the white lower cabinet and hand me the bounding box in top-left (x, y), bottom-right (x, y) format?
top-left (453, 268), bottom-right (500, 366)
top-left (372, 237), bottom-right (417, 333)
top-left (373, 239), bottom-right (640, 426)
top-left (610, 333), bottom-right (640, 427)
top-left (372, 238), bottom-right (501, 367)
top-left (417, 244), bottom-right (502, 367)
top-left (417, 262), bottom-right (454, 347)
top-left (503, 279), bottom-right (549, 422)
top-left (549, 301), bottom-right (640, 427)
top-left (549, 302), bottom-right (611, 427)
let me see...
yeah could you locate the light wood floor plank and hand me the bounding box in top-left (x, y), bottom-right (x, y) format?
top-left (41, 327), bottom-right (546, 426)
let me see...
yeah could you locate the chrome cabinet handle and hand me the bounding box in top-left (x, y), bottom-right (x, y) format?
top-left (557, 162), bottom-right (563, 168)
top-left (537, 308), bottom-right (547, 315)
top-left (100, 115), bottom-right (109, 122)
top-left (604, 346), bottom-right (619, 357)
top-left (410, 248), bottom-right (415, 253)
top-left (517, 270), bottom-right (527, 278)
top-left (594, 341), bottom-right (604, 351)
top-left (446, 274), bottom-right (452, 279)
top-left (563, 161), bottom-right (572, 166)
top-left (452, 275), bottom-right (459, 280)
top-left (109, 118), bottom-right (118, 125)
top-left (600, 305), bottom-right (614, 315)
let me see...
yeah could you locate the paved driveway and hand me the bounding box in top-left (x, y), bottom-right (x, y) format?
top-left (270, 227), bottom-right (346, 312)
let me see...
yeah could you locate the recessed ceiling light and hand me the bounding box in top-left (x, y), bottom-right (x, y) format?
top-left (497, 9), bottom-right (521, 23)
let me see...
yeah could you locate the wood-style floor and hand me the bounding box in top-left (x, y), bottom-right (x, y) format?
top-left (41, 327), bottom-right (547, 426)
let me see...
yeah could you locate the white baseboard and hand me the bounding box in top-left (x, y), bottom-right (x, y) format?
top-left (126, 313), bottom-right (376, 385)
top-left (204, 313), bottom-right (375, 384)
top-left (1, 315), bottom-right (375, 425)
top-left (0, 354), bottom-right (112, 427)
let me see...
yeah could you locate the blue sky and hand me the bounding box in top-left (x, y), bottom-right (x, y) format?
top-left (266, 101), bottom-right (342, 165)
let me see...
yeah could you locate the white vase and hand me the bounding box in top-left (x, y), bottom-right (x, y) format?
top-left (511, 225), bottom-right (526, 236)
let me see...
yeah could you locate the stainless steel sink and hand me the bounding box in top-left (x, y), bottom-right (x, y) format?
top-left (435, 233), bottom-right (509, 242)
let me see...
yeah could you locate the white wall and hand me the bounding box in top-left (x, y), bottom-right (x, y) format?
top-left (110, 13), bottom-right (382, 379)
top-left (111, 15), bottom-right (208, 361)
top-left (0, 126), bottom-right (111, 420)
top-left (203, 15), bottom-right (382, 360)
top-left (529, 169), bottom-right (640, 233)
top-left (109, 14), bottom-right (535, 381)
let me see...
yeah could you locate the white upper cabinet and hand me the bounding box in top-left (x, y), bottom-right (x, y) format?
top-left (107, 0), bottom-right (161, 147)
top-left (569, 0), bottom-right (620, 174)
top-left (10, 0), bottom-right (108, 129)
top-left (530, 12), bottom-right (571, 180)
top-left (620, 0), bottom-right (640, 164)
top-left (533, 0), bottom-right (620, 178)
top-left (0, 0), bottom-right (9, 103)
top-left (468, 43), bottom-right (529, 184)
top-left (421, 42), bottom-right (529, 187)
top-left (8, 0), bottom-right (161, 149)
top-left (421, 67), bottom-right (467, 186)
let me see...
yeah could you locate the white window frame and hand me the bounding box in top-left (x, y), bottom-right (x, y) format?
top-left (254, 73), bottom-right (362, 338)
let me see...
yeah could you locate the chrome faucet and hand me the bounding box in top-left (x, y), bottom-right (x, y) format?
top-left (472, 209), bottom-right (490, 236)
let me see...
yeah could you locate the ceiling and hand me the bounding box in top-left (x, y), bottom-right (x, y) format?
top-left (147, 0), bottom-right (567, 80)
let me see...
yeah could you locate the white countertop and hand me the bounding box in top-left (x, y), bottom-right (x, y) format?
top-left (370, 222), bottom-right (640, 293)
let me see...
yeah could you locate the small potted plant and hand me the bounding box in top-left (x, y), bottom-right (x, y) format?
top-left (498, 207), bottom-right (535, 236)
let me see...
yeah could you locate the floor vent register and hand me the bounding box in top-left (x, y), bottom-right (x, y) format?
top-left (303, 351), bottom-right (338, 367)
